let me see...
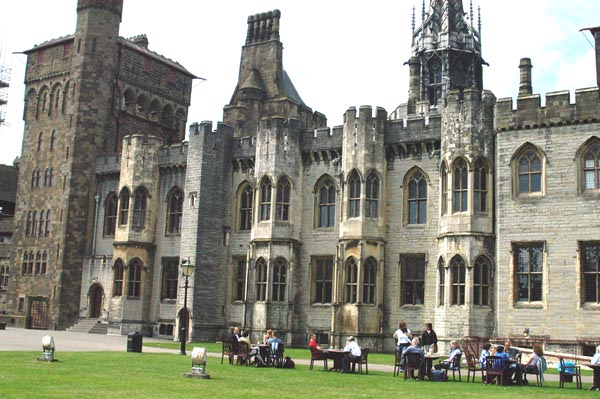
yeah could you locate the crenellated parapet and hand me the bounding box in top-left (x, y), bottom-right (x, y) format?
top-left (495, 87), bottom-right (600, 132)
top-left (76, 0), bottom-right (123, 17)
top-left (246, 10), bottom-right (280, 45)
top-left (299, 126), bottom-right (343, 166)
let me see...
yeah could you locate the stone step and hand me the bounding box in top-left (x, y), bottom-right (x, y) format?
top-left (68, 319), bottom-right (107, 334)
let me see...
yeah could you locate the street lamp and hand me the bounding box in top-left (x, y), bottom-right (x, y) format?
top-left (180, 257), bottom-right (195, 355)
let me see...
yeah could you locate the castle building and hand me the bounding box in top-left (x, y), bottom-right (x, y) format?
top-left (4, 0), bottom-right (600, 354)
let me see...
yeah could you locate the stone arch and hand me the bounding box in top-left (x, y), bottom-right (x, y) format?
top-left (136, 93), bottom-right (149, 115)
top-left (88, 283), bottom-right (104, 318)
top-left (149, 98), bottom-right (161, 122)
top-left (123, 88), bottom-right (136, 112)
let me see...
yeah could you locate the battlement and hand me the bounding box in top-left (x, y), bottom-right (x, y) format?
top-left (246, 10), bottom-right (280, 45)
top-left (300, 126), bottom-right (343, 153)
top-left (343, 105), bottom-right (388, 124)
top-left (385, 113), bottom-right (442, 145)
top-left (495, 87), bottom-right (600, 131)
top-left (76, 0), bottom-right (123, 17)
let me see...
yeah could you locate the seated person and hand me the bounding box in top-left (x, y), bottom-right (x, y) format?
top-left (504, 340), bottom-right (521, 361)
top-left (434, 340), bottom-right (461, 370)
top-left (341, 336), bottom-right (361, 373)
top-left (479, 343), bottom-right (492, 369)
top-left (309, 333), bottom-right (326, 360)
top-left (230, 326), bottom-right (241, 342)
top-left (239, 330), bottom-right (255, 364)
top-left (592, 345), bottom-right (600, 364)
top-left (263, 329), bottom-right (273, 344)
top-left (267, 331), bottom-right (282, 350)
top-left (239, 330), bottom-right (252, 347)
top-left (267, 331), bottom-right (283, 366)
top-left (502, 342), bottom-right (524, 384)
top-left (521, 343), bottom-right (546, 384)
top-left (493, 345), bottom-right (516, 384)
top-left (401, 337), bottom-right (425, 379)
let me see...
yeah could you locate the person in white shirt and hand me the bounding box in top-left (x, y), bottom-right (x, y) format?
top-left (393, 321), bottom-right (412, 355)
top-left (592, 345), bottom-right (600, 364)
top-left (342, 336), bottom-right (362, 373)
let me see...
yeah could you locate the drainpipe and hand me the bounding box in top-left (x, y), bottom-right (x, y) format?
top-left (92, 194), bottom-right (101, 258)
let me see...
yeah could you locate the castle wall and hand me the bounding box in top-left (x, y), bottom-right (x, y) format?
top-left (495, 87), bottom-right (600, 340)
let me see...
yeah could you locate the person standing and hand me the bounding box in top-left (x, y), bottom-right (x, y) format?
top-left (393, 321), bottom-right (412, 355)
top-left (421, 323), bottom-right (438, 354)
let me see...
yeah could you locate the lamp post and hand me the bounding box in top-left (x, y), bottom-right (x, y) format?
top-left (180, 258), bottom-right (195, 355)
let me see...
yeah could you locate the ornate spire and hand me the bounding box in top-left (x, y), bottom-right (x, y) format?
top-left (408, 0), bottom-right (484, 108)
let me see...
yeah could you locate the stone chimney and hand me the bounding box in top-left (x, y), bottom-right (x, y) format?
top-left (518, 58), bottom-right (533, 96)
top-left (130, 34), bottom-right (149, 49)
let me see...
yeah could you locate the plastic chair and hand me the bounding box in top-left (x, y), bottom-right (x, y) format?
top-left (309, 347), bottom-right (328, 371)
top-left (559, 357), bottom-right (582, 389)
top-left (466, 353), bottom-right (485, 382)
top-left (485, 355), bottom-right (506, 385)
top-left (404, 352), bottom-right (424, 380)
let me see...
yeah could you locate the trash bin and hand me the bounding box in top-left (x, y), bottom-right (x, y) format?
top-left (127, 331), bottom-right (142, 353)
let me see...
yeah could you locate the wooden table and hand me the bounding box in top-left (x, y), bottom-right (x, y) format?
top-left (583, 363), bottom-right (600, 390)
top-left (324, 349), bottom-right (350, 372)
top-left (424, 355), bottom-right (440, 379)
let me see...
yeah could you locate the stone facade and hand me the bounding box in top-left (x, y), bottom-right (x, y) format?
top-left (4, 1), bottom-right (600, 354)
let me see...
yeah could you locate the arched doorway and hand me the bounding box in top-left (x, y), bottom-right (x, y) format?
top-left (89, 284), bottom-right (104, 318)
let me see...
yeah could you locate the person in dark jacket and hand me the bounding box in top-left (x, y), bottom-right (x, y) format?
top-left (421, 322), bottom-right (438, 354)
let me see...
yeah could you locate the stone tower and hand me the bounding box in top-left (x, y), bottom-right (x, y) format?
top-left (9, 0), bottom-right (123, 329)
top-left (410, 0), bottom-right (496, 337)
top-left (334, 105), bottom-right (388, 338)
top-left (409, 0), bottom-right (483, 111)
top-left (223, 10), bottom-right (326, 138)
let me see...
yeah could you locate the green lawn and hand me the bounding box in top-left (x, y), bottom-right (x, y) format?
top-left (0, 351), bottom-right (595, 399)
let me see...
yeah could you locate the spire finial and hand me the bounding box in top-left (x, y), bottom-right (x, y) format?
top-left (412, 5), bottom-right (416, 45)
top-left (422, 0), bottom-right (426, 23)
top-left (470, 0), bottom-right (474, 28)
top-left (478, 5), bottom-right (481, 36)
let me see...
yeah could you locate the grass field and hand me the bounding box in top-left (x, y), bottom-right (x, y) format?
top-left (0, 349), bottom-right (595, 399)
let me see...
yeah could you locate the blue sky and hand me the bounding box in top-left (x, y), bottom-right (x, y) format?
top-left (0, 0), bottom-right (597, 165)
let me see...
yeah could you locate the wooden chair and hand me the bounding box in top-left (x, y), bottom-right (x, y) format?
top-left (466, 353), bottom-right (484, 383)
top-left (522, 356), bottom-right (545, 387)
top-left (309, 348), bottom-right (328, 371)
top-left (221, 340), bottom-right (239, 364)
top-left (559, 357), bottom-right (582, 389)
top-left (393, 349), bottom-right (402, 377)
top-left (403, 352), bottom-right (424, 380)
top-left (355, 348), bottom-right (369, 374)
top-left (236, 342), bottom-right (250, 366)
top-left (269, 342), bottom-right (285, 367)
top-left (442, 353), bottom-right (462, 381)
top-left (484, 355), bottom-right (506, 385)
